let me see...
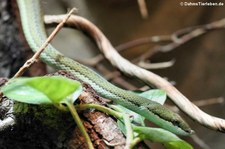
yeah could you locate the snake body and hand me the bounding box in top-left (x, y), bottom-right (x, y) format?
top-left (17, 0), bottom-right (193, 135)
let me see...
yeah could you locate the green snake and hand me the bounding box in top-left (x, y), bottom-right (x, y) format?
top-left (16, 0), bottom-right (193, 136)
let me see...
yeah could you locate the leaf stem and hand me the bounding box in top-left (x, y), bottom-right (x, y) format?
top-left (109, 105), bottom-right (136, 148)
top-left (75, 104), bottom-right (123, 119)
top-left (129, 137), bottom-right (142, 149)
top-left (123, 114), bottom-right (133, 149)
top-left (65, 102), bottom-right (94, 149)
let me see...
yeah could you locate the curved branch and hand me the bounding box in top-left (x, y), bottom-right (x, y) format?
top-left (44, 15), bottom-right (225, 132)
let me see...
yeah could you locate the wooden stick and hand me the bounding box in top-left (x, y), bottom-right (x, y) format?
top-left (13, 8), bottom-right (76, 78)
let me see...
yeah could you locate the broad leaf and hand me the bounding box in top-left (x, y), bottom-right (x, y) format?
top-left (165, 140), bottom-right (193, 149)
top-left (1, 76), bottom-right (82, 104)
top-left (135, 89), bottom-right (167, 105)
top-left (133, 126), bottom-right (193, 149)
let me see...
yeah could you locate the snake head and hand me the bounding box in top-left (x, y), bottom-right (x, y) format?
top-left (146, 103), bottom-right (194, 135)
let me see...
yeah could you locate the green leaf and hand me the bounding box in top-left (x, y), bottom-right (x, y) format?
top-left (133, 126), bottom-right (193, 149)
top-left (165, 140), bottom-right (193, 149)
top-left (1, 76), bottom-right (82, 105)
top-left (135, 89), bottom-right (167, 105)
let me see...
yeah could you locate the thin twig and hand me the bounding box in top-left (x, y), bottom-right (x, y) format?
top-left (191, 134), bottom-right (211, 149)
top-left (140, 18), bottom-right (225, 60)
top-left (138, 59), bottom-right (175, 69)
top-left (116, 35), bottom-right (172, 50)
top-left (44, 16), bottom-right (225, 132)
top-left (13, 8), bottom-right (76, 78)
top-left (137, 0), bottom-right (148, 19)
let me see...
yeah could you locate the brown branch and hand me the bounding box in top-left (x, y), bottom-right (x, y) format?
top-left (44, 15), bottom-right (225, 132)
top-left (13, 8), bottom-right (76, 78)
